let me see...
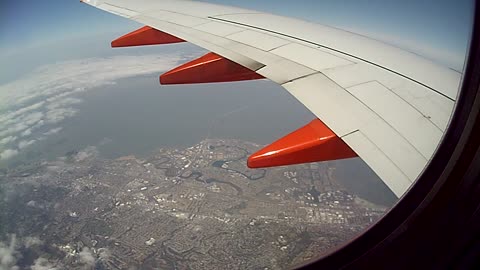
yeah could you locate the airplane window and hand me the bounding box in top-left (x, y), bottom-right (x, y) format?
top-left (0, 0), bottom-right (473, 269)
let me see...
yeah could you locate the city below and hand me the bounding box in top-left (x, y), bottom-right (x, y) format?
top-left (1, 139), bottom-right (386, 269)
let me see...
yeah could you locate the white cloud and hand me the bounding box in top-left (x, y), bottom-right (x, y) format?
top-left (98, 137), bottom-right (112, 146)
top-left (20, 111), bottom-right (44, 126)
top-left (43, 127), bottom-right (62, 136)
top-left (27, 200), bottom-right (38, 207)
top-left (0, 53), bottom-right (185, 159)
top-left (0, 234), bottom-right (17, 270)
top-left (0, 54), bottom-right (183, 107)
top-left (24, 237), bottom-right (42, 248)
top-left (0, 149), bottom-right (19, 161)
top-left (32, 120), bottom-right (45, 130)
top-left (74, 146), bottom-right (98, 162)
top-left (0, 101), bottom-right (44, 125)
top-left (45, 108), bottom-right (77, 124)
top-left (18, 140), bottom-right (36, 150)
top-left (97, 248), bottom-right (110, 260)
top-left (0, 235), bottom-right (52, 270)
top-left (0, 112), bottom-right (44, 138)
top-left (46, 97), bottom-right (82, 111)
top-left (30, 257), bottom-right (58, 270)
top-left (0, 122), bottom-right (29, 138)
top-left (20, 128), bottom-right (32, 137)
top-left (78, 247), bottom-right (95, 267)
top-left (0, 136), bottom-right (17, 146)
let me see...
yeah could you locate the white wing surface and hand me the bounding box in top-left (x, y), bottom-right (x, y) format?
top-left (81, 0), bottom-right (461, 197)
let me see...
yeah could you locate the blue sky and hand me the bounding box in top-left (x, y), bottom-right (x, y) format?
top-left (0, 0), bottom-right (474, 74)
top-left (0, 0), bottom-right (135, 48)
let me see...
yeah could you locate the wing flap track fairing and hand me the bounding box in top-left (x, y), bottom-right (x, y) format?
top-left (160, 52), bottom-right (264, 85)
top-left (111, 26), bottom-right (185, 48)
top-left (248, 119), bottom-right (358, 168)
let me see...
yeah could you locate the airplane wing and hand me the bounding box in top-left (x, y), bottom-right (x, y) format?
top-left (81, 0), bottom-right (461, 197)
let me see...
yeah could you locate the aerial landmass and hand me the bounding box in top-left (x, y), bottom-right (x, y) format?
top-left (0, 139), bottom-right (386, 269)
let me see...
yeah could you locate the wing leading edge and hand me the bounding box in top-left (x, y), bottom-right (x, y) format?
top-left (81, 0), bottom-right (460, 198)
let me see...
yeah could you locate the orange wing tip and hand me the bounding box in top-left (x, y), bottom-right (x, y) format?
top-left (247, 119), bottom-right (357, 168)
top-left (160, 52), bottom-right (264, 85)
top-left (111, 26), bottom-right (185, 48)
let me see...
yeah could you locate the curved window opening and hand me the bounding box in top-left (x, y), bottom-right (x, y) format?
top-left (0, 1), bottom-right (473, 269)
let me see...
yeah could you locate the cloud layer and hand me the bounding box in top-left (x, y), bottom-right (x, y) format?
top-left (0, 53), bottom-right (187, 162)
top-left (0, 234), bottom-right (45, 270)
top-left (0, 234), bottom-right (17, 270)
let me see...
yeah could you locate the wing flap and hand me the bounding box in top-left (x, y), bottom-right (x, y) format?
top-left (193, 21), bottom-right (245, 36)
top-left (160, 52), bottom-right (264, 84)
top-left (323, 63), bottom-right (455, 131)
top-left (227, 30), bottom-right (291, 51)
top-left (283, 73), bottom-right (370, 137)
top-left (256, 60), bottom-right (317, 85)
top-left (342, 131), bottom-right (413, 197)
top-left (270, 43), bottom-right (355, 71)
top-left (346, 81), bottom-right (442, 158)
top-left (111, 26), bottom-right (185, 47)
top-left (144, 10), bottom-right (210, 27)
